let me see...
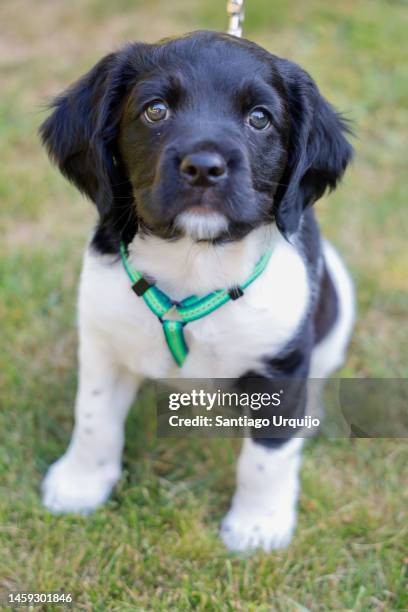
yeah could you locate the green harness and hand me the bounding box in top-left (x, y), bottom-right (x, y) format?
top-left (120, 241), bottom-right (272, 367)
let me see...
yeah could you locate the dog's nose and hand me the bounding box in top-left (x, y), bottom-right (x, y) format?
top-left (180, 151), bottom-right (227, 187)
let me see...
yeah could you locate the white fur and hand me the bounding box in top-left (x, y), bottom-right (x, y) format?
top-left (42, 331), bottom-right (139, 513)
top-left (75, 225), bottom-right (310, 380)
top-left (42, 225), bottom-right (353, 551)
top-left (175, 209), bottom-right (229, 240)
top-left (221, 438), bottom-right (303, 551)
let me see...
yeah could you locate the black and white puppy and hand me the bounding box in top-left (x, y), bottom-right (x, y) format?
top-left (40, 31), bottom-right (354, 552)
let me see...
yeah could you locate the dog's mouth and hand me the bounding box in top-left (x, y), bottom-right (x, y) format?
top-left (170, 187), bottom-right (230, 241)
top-left (184, 204), bottom-right (216, 215)
top-left (135, 184), bottom-right (232, 242)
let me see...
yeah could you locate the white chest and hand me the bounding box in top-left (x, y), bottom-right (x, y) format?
top-left (79, 232), bottom-right (309, 380)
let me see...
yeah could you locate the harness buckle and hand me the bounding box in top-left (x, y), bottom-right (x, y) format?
top-left (228, 286), bottom-right (244, 300)
top-left (132, 277), bottom-right (154, 296)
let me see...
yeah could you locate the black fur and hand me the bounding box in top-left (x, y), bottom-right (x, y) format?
top-left (314, 262), bottom-right (339, 345)
top-left (272, 57), bottom-right (353, 236)
top-left (40, 31), bottom-right (353, 251)
top-left (239, 317), bottom-right (313, 448)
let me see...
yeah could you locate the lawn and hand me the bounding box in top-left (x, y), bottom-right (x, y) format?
top-left (0, 0), bottom-right (407, 610)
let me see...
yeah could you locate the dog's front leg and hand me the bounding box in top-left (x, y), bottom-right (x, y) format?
top-left (221, 367), bottom-right (309, 553)
top-left (42, 331), bottom-right (139, 514)
top-left (220, 436), bottom-right (303, 553)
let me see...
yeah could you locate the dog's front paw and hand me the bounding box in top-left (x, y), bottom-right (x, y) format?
top-left (220, 505), bottom-right (296, 553)
top-left (42, 455), bottom-right (120, 515)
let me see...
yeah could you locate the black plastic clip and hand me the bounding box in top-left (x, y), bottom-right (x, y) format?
top-left (132, 277), bottom-right (153, 296)
top-left (228, 286), bottom-right (244, 300)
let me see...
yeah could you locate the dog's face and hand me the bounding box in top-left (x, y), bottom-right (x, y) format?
top-left (41, 31), bottom-right (352, 250)
top-left (118, 40), bottom-right (289, 241)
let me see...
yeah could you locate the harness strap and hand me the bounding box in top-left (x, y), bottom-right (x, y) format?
top-left (120, 241), bottom-right (272, 367)
top-left (161, 320), bottom-right (188, 367)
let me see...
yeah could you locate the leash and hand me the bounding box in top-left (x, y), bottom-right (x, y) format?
top-left (120, 242), bottom-right (272, 367)
top-left (227, 1), bottom-right (244, 38)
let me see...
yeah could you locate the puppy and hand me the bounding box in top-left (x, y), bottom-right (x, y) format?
top-left (40, 31), bottom-right (354, 552)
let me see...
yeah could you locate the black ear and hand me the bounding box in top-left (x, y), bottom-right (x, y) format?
top-left (273, 59), bottom-right (353, 236)
top-left (40, 48), bottom-right (138, 217)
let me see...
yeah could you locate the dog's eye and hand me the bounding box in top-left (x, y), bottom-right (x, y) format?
top-left (247, 108), bottom-right (271, 130)
top-left (144, 100), bottom-right (170, 123)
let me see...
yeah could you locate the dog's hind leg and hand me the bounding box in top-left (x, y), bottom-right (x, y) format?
top-left (42, 329), bottom-right (139, 514)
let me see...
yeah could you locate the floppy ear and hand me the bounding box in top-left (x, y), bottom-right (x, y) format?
top-left (273, 59), bottom-right (353, 236)
top-left (40, 48), bottom-right (139, 217)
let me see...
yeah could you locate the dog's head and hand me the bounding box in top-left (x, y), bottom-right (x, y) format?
top-left (41, 31), bottom-right (352, 250)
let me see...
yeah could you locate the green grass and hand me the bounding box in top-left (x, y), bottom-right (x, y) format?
top-left (1, 0), bottom-right (407, 609)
